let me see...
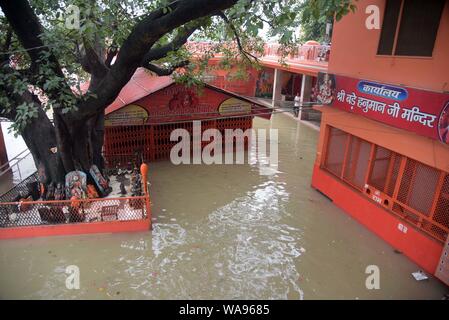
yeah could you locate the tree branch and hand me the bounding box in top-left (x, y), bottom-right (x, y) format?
top-left (105, 45), bottom-right (118, 67)
top-left (144, 60), bottom-right (189, 76)
top-left (0, 0), bottom-right (65, 78)
top-left (218, 11), bottom-right (259, 64)
top-left (0, 27), bottom-right (12, 62)
top-left (257, 16), bottom-right (275, 29)
top-left (140, 23), bottom-right (200, 66)
top-left (75, 42), bottom-right (90, 73)
top-left (82, 38), bottom-right (109, 78)
top-left (76, 0), bottom-right (238, 120)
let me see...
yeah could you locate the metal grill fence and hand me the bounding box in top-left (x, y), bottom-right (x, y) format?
top-left (0, 195), bottom-right (149, 228)
top-left (0, 168), bottom-right (150, 230)
top-left (322, 126), bottom-right (449, 242)
top-left (0, 172), bottom-right (39, 203)
top-left (104, 117), bottom-right (253, 165)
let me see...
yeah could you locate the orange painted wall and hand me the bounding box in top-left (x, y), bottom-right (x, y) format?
top-left (324, 0), bottom-right (449, 169)
top-left (314, 106), bottom-right (449, 173)
top-left (329, 0), bottom-right (449, 93)
top-left (204, 59), bottom-right (259, 96)
top-left (312, 107), bottom-right (448, 274)
top-left (312, 164), bottom-right (443, 274)
top-left (312, 165), bottom-right (443, 274)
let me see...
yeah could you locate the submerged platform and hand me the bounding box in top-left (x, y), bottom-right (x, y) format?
top-left (0, 172), bottom-right (151, 240)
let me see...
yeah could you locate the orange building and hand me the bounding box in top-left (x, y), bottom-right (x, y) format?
top-left (187, 41), bottom-right (327, 120)
top-left (312, 0), bottom-right (449, 284)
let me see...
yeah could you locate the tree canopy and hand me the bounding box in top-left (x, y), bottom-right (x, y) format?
top-left (0, 0), bottom-right (356, 184)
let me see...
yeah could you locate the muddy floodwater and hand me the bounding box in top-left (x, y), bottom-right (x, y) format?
top-left (0, 114), bottom-right (447, 299)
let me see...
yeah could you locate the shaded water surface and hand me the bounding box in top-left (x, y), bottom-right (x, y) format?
top-left (0, 114), bottom-right (447, 299)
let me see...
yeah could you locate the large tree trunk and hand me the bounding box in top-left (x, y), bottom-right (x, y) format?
top-left (0, 0), bottom-right (241, 192)
top-left (19, 105), bottom-right (105, 190)
top-left (88, 112), bottom-right (105, 171)
top-left (21, 108), bottom-right (65, 184)
top-left (50, 112), bottom-right (105, 181)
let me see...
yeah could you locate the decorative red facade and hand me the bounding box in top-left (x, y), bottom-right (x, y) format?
top-left (103, 69), bottom-right (271, 166)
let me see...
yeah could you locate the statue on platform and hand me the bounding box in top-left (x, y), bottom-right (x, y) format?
top-left (134, 149), bottom-right (143, 168)
top-left (102, 169), bottom-right (111, 184)
top-left (54, 183), bottom-right (64, 201)
top-left (89, 164), bottom-right (112, 196)
top-left (130, 168), bottom-right (142, 197)
top-left (116, 165), bottom-right (128, 184)
top-left (37, 162), bottom-right (47, 199)
top-left (45, 182), bottom-right (55, 200)
top-left (87, 184), bottom-right (99, 199)
top-left (120, 181), bottom-right (127, 196)
top-left (65, 171), bottom-right (87, 200)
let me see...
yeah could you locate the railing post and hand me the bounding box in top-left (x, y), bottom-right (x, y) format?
top-left (146, 193), bottom-right (152, 230)
top-left (140, 162), bottom-right (152, 230)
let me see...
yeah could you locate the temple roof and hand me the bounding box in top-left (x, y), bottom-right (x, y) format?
top-left (104, 68), bottom-right (269, 115)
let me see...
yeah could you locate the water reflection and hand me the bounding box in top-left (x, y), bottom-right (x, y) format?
top-left (205, 181), bottom-right (304, 299)
top-left (0, 114), bottom-right (447, 300)
top-left (152, 224), bottom-right (187, 257)
top-left (110, 180), bottom-right (304, 299)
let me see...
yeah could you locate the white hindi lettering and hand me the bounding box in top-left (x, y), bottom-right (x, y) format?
top-left (337, 90), bottom-right (436, 128)
top-left (401, 106), bottom-right (437, 128)
top-left (357, 97), bottom-right (386, 113)
top-left (346, 92), bottom-right (357, 106)
top-left (362, 84), bottom-right (402, 100)
top-left (337, 90), bottom-right (346, 102)
top-left (387, 103), bottom-right (401, 118)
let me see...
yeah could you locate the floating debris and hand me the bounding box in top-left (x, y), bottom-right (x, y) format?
top-left (412, 270), bottom-right (428, 281)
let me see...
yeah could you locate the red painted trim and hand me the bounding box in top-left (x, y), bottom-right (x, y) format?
top-left (259, 60), bottom-right (326, 77)
top-left (207, 56), bottom-right (327, 77)
top-left (311, 164), bottom-right (443, 274)
top-left (0, 218), bottom-right (150, 240)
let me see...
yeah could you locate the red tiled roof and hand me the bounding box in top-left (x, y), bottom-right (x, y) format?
top-left (102, 67), bottom-right (270, 116)
top-left (105, 68), bottom-right (174, 114)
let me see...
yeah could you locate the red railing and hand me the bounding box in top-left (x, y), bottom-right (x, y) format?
top-left (0, 169), bottom-right (152, 236)
top-left (263, 43), bottom-right (330, 63)
top-left (186, 41), bottom-right (331, 64)
top-left (0, 195), bottom-right (151, 228)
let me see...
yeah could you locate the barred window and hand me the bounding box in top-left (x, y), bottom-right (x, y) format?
top-left (322, 125), bottom-right (449, 242)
